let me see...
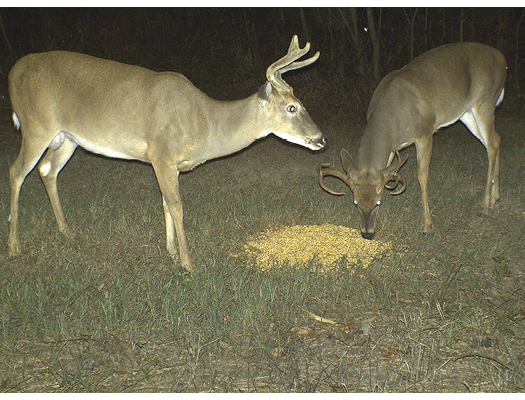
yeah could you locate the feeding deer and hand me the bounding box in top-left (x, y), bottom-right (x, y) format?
top-left (7, 35), bottom-right (326, 272)
top-left (319, 42), bottom-right (506, 239)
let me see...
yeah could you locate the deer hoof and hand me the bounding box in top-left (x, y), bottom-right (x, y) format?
top-left (421, 225), bottom-right (433, 237)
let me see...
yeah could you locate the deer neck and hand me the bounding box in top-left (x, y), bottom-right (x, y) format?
top-left (357, 121), bottom-right (397, 171)
top-left (173, 93), bottom-right (266, 172)
top-left (201, 93), bottom-right (267, 159)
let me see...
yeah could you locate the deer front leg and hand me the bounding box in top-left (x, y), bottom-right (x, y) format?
top-left (415, 137), bottom-right (433, 234)
top-left (153, 167), bottom-right (194, 273)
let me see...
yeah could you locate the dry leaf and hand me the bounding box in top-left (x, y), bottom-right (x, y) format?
top-left (270, 347), bottom-right (284, 357)
top-left (41, 336), bottom-right (55, 344)
top-left (219, 341), bottom-right (231, 350)
top-left (338, 323), bottom-right (359, 332)
top-left (305, 310), bottom-right (338, 325)
top-left (478, 338), bottom-right (495, 348)
top-left (290, 327), bottom-right (311, 337)
top-left (369, 278), bottom-right (380, 286)
top-left (381, 346), bottom-right (397, 361)
top-left (361, 316), bottom-right (376, 336)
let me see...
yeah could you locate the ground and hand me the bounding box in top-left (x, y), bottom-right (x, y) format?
top-left (0, 85), bottom-right (524, 392)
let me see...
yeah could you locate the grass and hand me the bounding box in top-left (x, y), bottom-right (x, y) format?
top-left (1, 108), bottom-right (525, 392)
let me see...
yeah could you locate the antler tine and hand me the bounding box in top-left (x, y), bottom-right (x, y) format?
top-left (266, 35), bottom-right (319, 93)
top-left (279, 51), bottom-right (320, 75)
top-left (287, 34), bottom-right (303, 55)
top-left (267, 36), bottom-right (309, 77)
top-left (382, 150), bottom-right (408, 195)
top-left (385, 173), bottom-right (407, 195)
top-left (393, 150), bottom-right (408, 172)
top-left (318, 163), bottom-right (350, 196)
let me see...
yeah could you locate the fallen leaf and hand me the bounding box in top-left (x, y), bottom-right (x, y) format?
top-left (369, 278), bottom-right (380, 286)
top-left (478, 338), bottom-right (495, 348)
top-left (361, 316), bottom-right (376, 336)
top-left (38, 357), bottom-right (50, 365)
top-left (270, 347), bottom-right (284, 357)
top-left (219, 341), bottom-right (231, 350)
top-left (338, 323), bottom-right (359, 332)
top-left (304, 310), bottom-right (338, 325)
top-left (381, 346), bottom-right (397, 361)
top-left (290, 327), bottom-right (311, 337)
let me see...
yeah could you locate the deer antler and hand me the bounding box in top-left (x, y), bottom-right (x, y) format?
top-left (318, 163), bottom-right (350, 196)
top-left (382, 150), bottom-right (407, 195)
top-left (385, 173), bottom-right (406, 195)
top-left (266, 35), bottom-right (320, 94)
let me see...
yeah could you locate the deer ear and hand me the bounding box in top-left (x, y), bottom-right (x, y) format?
top-left (257, 81), bottom-right (272, 106)
top-left (341, 148), bottom-right (356, 174)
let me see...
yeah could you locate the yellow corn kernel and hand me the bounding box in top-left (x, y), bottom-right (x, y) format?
top-left (240, 224), bottom-right (392, 272)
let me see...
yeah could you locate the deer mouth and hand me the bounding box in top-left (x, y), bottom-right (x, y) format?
top-left (361, 231), bottom-right (375, 240)
top-left (306, 136), bottom-right (327, 151)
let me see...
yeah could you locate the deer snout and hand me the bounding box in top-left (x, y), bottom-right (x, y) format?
top-left (361, 231), bottom-right (375, 240)
top-left (358, 209), bottom-right (377, 240)
top-left (308, 135), bottom-right (327, 151)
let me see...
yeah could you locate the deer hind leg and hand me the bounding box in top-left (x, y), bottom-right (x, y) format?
top-left (460, 108), bottom-right (500, 213)
top-left (162, 196), bottom-right (177, 258)
top-left (37, 133), bottom-right (78, 236)
top-left (153, 167), bottom-right (194, 273)
top-left (8, 131), bottom-right (54, 256)
top-left (414, 135), bottom-right (434, 234)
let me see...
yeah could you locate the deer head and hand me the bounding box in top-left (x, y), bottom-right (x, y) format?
top-left (319, 149), bottom-right (407, 239)
top-left (257, 35), bottom-right (325, 151)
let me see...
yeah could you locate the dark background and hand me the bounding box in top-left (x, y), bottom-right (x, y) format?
top-left (0, 7), bottom-right (524, 120)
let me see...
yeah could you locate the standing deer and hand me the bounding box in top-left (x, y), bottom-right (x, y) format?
top-left (7, 35), bottom-right (326, 272)
top-left (319, 42), bottom-right (506, 239)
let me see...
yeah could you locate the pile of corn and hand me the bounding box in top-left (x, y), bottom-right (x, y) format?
top-left (240, 223), bottom-right (392, 272)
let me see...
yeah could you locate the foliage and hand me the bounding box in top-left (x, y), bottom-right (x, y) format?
top-left (0, 8), bottom-right (524, 117)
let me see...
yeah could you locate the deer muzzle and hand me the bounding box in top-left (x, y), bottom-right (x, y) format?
top-left (358, 208), bottom-right (378, 240)
top-left (308, 136), bottom-right (327, 150)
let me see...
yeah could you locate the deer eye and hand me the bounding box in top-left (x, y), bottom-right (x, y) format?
top-left (286, 104), bottom-right (297, 113)
top-left (376, 200), bottom-right (381, 206)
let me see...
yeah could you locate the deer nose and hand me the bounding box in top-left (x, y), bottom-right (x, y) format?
top-left (307, 136), bottom-right (327, 151)
top-left (316, 136), bottom-right (327, 150)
